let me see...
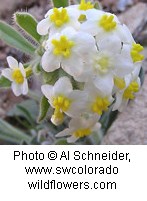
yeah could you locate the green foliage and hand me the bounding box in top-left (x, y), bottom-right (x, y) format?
top-left (0, 20), bottom-right (35, 54)
top-left (38, 96), bottom-right (50, 122)
top-left (52, 0), bottom-right (69, 8)
top-left (0, 119), bottom-right (31, 144)
top-left (7, 99), bottom-right (38, 126)
top-left (14, 12), bottom-right (41, 42)
top-left (43, 69), bottom-right (59, 85)
top-left (139, 67), bottom-right (144, 86)
top-left (0, 76), bottom-right (11, 88)
top-left (100, 106), bottom-right (118, 135)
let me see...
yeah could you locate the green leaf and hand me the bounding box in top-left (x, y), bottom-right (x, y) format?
top-left (55, 139), bottom-right (72, 145)
top-left (0, 20), bottom-right (36, 54)
top-left (0, 76), bottom-right (11, 88)
top-left (14, 12), bottom-right (41, 42)
top-left (139, 67), bottom-right (144, 86)
top-left (43, 69), bottom-right (59, 85)
top-left (94, 2), bottom-right (102, 10)
top-left (38, 96), bottom-right (50, 122)
top-left (0, 119), bottom-right (31, 144)
top-left (99, 106), bottom-right (118, 135)
top-left (7, 99), bottom-right (38, 124)
top-left (52, 0), bottom-right (69, 8)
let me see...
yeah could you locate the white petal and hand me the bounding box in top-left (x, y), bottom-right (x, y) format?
top-left (21, 79), bottom-right (28, 95)
top-left (118, 99), bottom-right (128, 112)
top-left (93, 74), bottom-right (114, 95)
top-left (1, 68), bottom-right (13, 81)
top-left (41, 51), bottom-right (60, 72)
top-left (7, 56), bottom-right (18, 69)
top-left (73, 32), bottom-right (97, 57)
top-left (112, 92), bottom-right (123, 111)
top-left (37, 18), bottom-right (50, 35)
top-left (62, 54), bottom-right (84, 78)
top-left (56, 128), bottom-right (71, 137)
top-left (85, 9), bottom-right (104, 20)
top-left (41, 84), bottom-right (53, 101)
top-left (11, 82), bottom-right (22, 96)
top-left (67, 135), bottom-right (79, 143)
top-left (61, 27), bottom-right (77, 38)
top-left (115, 56), bottom-right (133, 77)
top-left (117, 24), bottom-right (135, 44)
top-left (97, 34), bottom-right (122, 53)
top-left (53, 77), bottom-right (72, 96)
top-left (19, 63), bottom-right (26, 77)
top-left (81, 20), bottom-right (99, 36)
top-left (67, 90), bottom-right (87, 117)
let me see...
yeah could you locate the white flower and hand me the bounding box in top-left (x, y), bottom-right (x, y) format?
top-left (56, 115), bottom-right (101, 143)
top-left (81, 9), bottom-right (122, 37)
top-left (75, 34), bottom-right (134, 95)
top-left (112, 65), bottom-right (141, 112)
top-left (41, 76), bottom-right (87, 125)
top-left (1, 56), bottom-right (28, 96)
top-left (37, 7), bottom-right (80, 36)
top-left (83, 83), bottom-right (114, 116)
top-left (41, 27), bottom-right (96, 78)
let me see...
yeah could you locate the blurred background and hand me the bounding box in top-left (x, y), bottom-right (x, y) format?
top-left (0, 0), bottom-right (147, 144)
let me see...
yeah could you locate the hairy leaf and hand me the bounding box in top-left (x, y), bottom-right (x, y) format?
top-left (0, 20), bottom-right (35, 54)
top-left (14, 12), bottom-right (41, 42)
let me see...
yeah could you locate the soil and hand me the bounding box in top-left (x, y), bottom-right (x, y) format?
top-left (0, 0), bottom-right (147, 144)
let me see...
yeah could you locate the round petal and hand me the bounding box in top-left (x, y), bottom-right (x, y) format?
top-left (53, 77), bottom-right (73, 96)
top-left (37, 18), bottom-right (50, 35)
top-left (56, 128), bottom-right (71, 137)
top-left (41, 51), bottom-right (60, 72)
top-left (11, 82), bottom-right (22, 96)
top-left (67, 135), bottom-right (79, 143)
top-left (7, 56), bottom-right (18, 69)
top-left (62, 54), bottom-right (84, 78)
top-left (41, 84), bottom-right (53, 101)
top-left (97, 34), bottom-right (122, 53)
top-left (93, 74), bottom-right (114, 95)
top-left (67, 90), bottom-right (87, 117)
top-left (19, 63), bottom-right (26, 77)
top-left (81, 20), bottom-right (99, 36)
top-left (1, 68), bottom-right (13, 81)
top-left (21, 79), bottom-right (28, 95)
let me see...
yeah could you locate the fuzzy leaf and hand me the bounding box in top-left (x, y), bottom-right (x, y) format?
top-left (52, 0), bottom-right (69, 8)
top-left (0, 20), bottom-right (36, 54)
top-left (0, 119), bottom-right (31, 144)
top-left (14, 12), bottom-right (41, 42)
top-left (0, 76), bottom-right (11, 88)
top-left (139, 67), bottom-right (144, 86)
top-left (38, 96), bottom-right (50, 122)
top-left (100, 106), bottom-right (118, 135)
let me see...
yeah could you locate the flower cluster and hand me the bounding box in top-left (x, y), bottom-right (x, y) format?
top-left (1, 0), bottom-right (144, 143)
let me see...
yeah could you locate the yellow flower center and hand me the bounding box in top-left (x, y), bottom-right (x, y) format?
top-left (114, 76), bottom-right (126, 90)
top-left (97, 56), bottom-right (110, 73)
top-left (50, 8), bottom-right (69, 27)
top-left (131, 43), bottom-right (144, 62)
top-left (12, 68), bottom-right (24, 84)
top-left (123, 81), bottom-right (139, 100)
top-left (52, 95), bottom-right (71, 112)
top-left (99, 14), bottom-right (117, 32)
top-left (79, 0), bottom-right (94, 11)
top-left (52, 109), bottom-right (64, 125)
top-left (52, 36), bottom-right (75, 58)
top-left (92, 97), bottom-right (110, 115)
top-left (94, 55), bottom-right (113, 74)
top-left (78, 14), bottom-right (87, 23)
top-left (73, 128), bottom-right (91, 138)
